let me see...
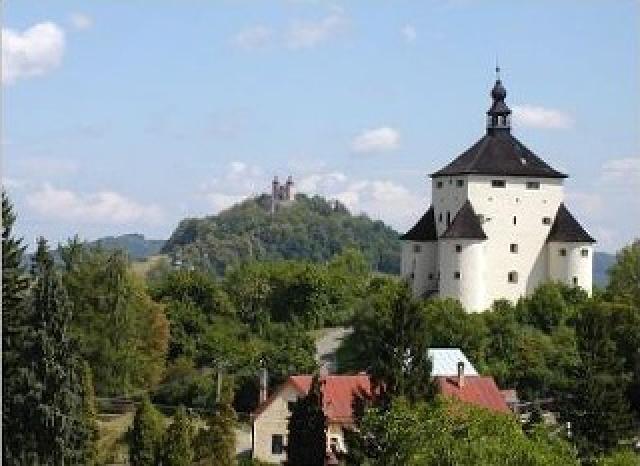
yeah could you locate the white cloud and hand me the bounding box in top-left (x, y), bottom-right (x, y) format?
top-left (286, 8), bottom-right (348, 49)
top-left (601, 157), bottom-right (640, 187)
top-left (351, 127), bottom-right (400, 154)
top-left (401, 24), bottom-right (417, 43)
top-left (512, 105), bottom-right (573, 129)
top-left (566, 191), bottom-right (605, 217)
top-left (298, 172), bottom-right (347, 192)
top-left (2, 22), bottom-right (65, 84)
top-left (231, 25), bottom-right (274, 50)
top-left (200, 161), bottom-right (264, 212)
top-left (26, 184), bottom-right (164, 225)
top-left (69, 13), bottom-right (93, 31)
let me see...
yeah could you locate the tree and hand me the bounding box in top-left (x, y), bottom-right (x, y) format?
top-left (159, 406), bottom-right (195, 466)
top-left (195, 394), bottom-right (237, 466)
top-left (607, 239), bottom-right (640, 307)
top-left (2, 191), bottom-right (30, 463)
top-left (343, 281), bottom-right (434, 403)
top-left (9, 238), bottom-right (92, 464)
top-left (81, 361), bottom-right (99, 465)
top-left (564, 301), bottom-right (635, 457)
top-left (286, 375), bottom-right (327, 466)
top-left (128, 396), bottom-right (165, 466)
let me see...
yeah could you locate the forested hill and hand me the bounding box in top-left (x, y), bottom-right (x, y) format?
top-left (162, 193), bottom-right (402, 274)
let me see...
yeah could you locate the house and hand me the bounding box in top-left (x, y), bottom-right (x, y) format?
top-left (428, 348), bottom-right (479, 376)
top-left (251, 374), bottom-right (372, 464)
top-left (401, 68), bottom-right (595, 311)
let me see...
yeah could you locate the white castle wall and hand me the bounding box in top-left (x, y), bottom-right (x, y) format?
top-left (438, 238), bottom-right (486, 311)
top-left (466, 176), bottom-right (564, 306)
top-left (548, 242), bottom-right (593, 295)
top-left (432, 176), bottom-right (470, 237)
top-left (401, 241), bottom-right (438, 297)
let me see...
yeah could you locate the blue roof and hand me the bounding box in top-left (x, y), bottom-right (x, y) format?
top-left (428, 348), bottom-right (479, 376)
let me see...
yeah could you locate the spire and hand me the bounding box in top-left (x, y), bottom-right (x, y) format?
top-left (487, 66), bottom-right (511, 135)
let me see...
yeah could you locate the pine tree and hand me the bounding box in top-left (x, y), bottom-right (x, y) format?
top-left (195, 400), bottom-right (237, 466)
top-left (286, 375), bottom-right (327, 466)
top-left (159, 406), bottom-right (195, 466)
top-left (128, 396), bottom-right (165, 466)
top-left (2, 191), bottom-right (30, 463)
top-left (11, 238), bottom-right (91, 464)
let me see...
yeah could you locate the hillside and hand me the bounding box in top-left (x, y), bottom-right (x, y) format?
top-left (593, 251), bottom-right (615, 289)
top-left (91, 233), bottom-right (165, 260)
top-left (162, 193), bottom-right (401, 274)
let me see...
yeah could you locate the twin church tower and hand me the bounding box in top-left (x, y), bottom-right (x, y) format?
top-left (401, 70), bottom-right (595, 312)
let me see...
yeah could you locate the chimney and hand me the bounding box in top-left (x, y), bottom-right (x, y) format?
top-left (457, 361), bottom-right (465, 388)
top-left (259, 367), bottom-right (268, 404)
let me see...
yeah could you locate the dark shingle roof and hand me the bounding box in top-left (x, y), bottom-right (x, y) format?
top-left (441, 200), bottom-right (487, 240)
top-left (430, 132), bottom-right (567, 179)
top-left (400, 206), bottom-right (437, 241)
top-left (547, 203), bottom-right (595, 243)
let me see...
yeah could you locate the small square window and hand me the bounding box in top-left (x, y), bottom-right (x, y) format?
top-left (436, 181), bottom-right (443, 189)
top-left (491, 180), bottom-right (506, 188)
top-left (572, 276), bottom-right (578, 286)
top-left (454, 271), bottom-right (461, 280)
top-left (456, 179), bottom-right (464, 187)
top-left (477, 214), bottom-right (485, 223)
top-left (508, 271), bottom-right (518, 283)
top-left (542, 217), bottom-right (551, 225)
top-left (581, 249), bottom-right (588, 257)
top-left (287, 401), bottom-right (296, 412)
top-left (413, 244), bottom-right (421, 253)
top-left (455, 244), bottom-right (462, 253)
top-left (510, 244), bottom-right (518, 253)
top-left (526, 181), bottom-right (540, 190)
top-left (559, 248), bottom-right (567, 257)
top-left (272, 434), bottom-right (285, 455)
top-left (428, 273), bottom-right (434, 280)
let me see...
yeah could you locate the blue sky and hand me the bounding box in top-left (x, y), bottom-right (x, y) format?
top-left (3, 1), bottom-right (638, 252)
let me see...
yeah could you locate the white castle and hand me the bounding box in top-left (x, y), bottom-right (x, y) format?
top-left (401, 70), bottom-right (595, 312)
top-left (270, 175), bottom-right (296, 213)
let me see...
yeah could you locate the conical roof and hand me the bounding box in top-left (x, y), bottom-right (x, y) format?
top-left (547, 203), bottom-right (595, 243)
top-left (441, 200), bottom-right (487, 240)
top-left (400, 206), bottom-right (437, 241)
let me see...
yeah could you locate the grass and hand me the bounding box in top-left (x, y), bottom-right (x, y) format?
top-left (96, 412), bottom-right (134, 465)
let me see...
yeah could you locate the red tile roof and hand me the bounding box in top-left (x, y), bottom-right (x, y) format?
top-left (254, 375), bottom-right (373, 423)
top-left (435, 376), bottom-right (510, 414)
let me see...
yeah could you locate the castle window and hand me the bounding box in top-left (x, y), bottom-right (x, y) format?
top-left (455, 244), bottom-right (462, 253)
top-left (508, 271), bottom-right (518, 283)
top-left (477, 214), bottom-right (485, 223)
top-left (428, 273), bottom-right (434, 280)
top-left (447, 211), bottom-right (451, 226)
top-left (513, 216), bottom-right (517, 225)
top-left (436, 181), bottom-right (443, 188)
top-left (581, 249), bottom-right (589, 257)
top-left (559, 248), bottom-right (567, 257)
top-left (413, 244), bottom-right (421, 253)
top-left (572, 276), bottom-right (578, 286)
top-left (491, 180), bottom-right (506, 188)
top-left (542, 217), bottom-right (551, 225)
top-left (454, 271), bottom-right (461, 280)
top-left (272, 434), bottom-right (284, 455)
top-left (510, 243), bottom-right (518, 253)
top-left (449, 179), bottom-right (453, 184)
top-left (456, 179), bottom-right (464, 187)
top-left (438, 212), bottom-right (443, 223)
top-left (526, 181), bottom-right (540, 190)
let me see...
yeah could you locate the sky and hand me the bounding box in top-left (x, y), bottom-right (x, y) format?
top-left (3, 0), bottom-right (639, 253)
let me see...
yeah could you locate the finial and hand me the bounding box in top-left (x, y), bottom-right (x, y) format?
top-left (495, 57), bottom-right (500, 80)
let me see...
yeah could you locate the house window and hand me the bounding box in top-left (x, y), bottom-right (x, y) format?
top-left (526, 181), bottom-right (540, 190)
top-left (454, 271), bottom-right (461, 279)
top-left (456, 179), bottom-right (464, 187)
top-left (413, 244), bottom-right (421, 253)
top-left (581, 249), bottom-right (589, 257)
top-left (272, 434), bottom-right (284, 455)
top-left (508, 271), bottom-right (518, 283)
top-left (449, 178), bottom-right (453, 184)
top-left (491, 180), bottom-right (506, 188)
top-left (510, 243), bottom-right (518, 253)
top-left (436, 181), bottom-right (443, 189)
top-left (287, 401), bottom-right (296, 412)
top-left (513, 216), bottom-right (517, 225)
top-left (455, 244), bottom-right (462, 253)
top-left (542, 217), bottom-right (551, 225)
top-left (559, 248), bottom-right (567, 257)
top-left (573, 276), bottom-right (579, 286)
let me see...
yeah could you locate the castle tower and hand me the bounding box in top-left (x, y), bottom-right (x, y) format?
top-left (271, 176), bottom-right (280, 213)
top-left (285, 175), bottom-right (295, 201)
top-left (400, 69), bottom-right (595, 312)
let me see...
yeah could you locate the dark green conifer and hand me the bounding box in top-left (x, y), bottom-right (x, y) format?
top-left (159, 406), bottom-right (195, 466)
top-left (128, 396), bottom-right (165, 466)
top-left (286, 375), bottom-right (327, 466)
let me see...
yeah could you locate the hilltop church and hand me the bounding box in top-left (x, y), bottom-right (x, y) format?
top-left (401, 71), bottom-right (595, 312)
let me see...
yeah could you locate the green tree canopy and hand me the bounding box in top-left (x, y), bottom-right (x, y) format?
top-left (128, 396), bottom-right (165, 466)
top-left (286, 375), bottom-right (327, 466)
